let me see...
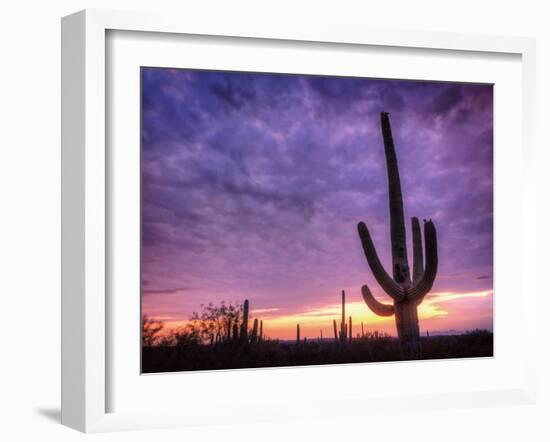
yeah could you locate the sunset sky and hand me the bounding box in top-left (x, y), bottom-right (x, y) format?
top-left (141, 68), bottom-right (493, 340)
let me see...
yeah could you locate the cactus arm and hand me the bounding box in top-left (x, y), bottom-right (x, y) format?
top-left (412, 217), bottom-right (424, 283)
top-left (409, 220), bottom-right (438, 301)
top-left (357, 222), bottom-right (404, 300)
top-left (381, 112), bottom-right (410, 284)
top-left (361, 285), bottom-right (395, 317)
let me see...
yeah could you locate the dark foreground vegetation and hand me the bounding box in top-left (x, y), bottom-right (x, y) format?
top-left (142, 329), bottom-right (493, 373)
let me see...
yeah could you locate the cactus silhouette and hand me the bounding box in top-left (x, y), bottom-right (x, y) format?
top-left (333, 319), bottom-right (338, 342)
top-left (251, 318), bottom-right (259, 342)
top-left (357, 112), bottom-right (438, 359)
top-left (348, 316), bottom-right (352, 343)
top-left (259, 320), bottom-right (263, 341)
top-left (340, 290), bottom-right (347, 344)
top-left (240, 299), bottom-right (249, 343)
top-left (296, 324), bottom-right (301, 343)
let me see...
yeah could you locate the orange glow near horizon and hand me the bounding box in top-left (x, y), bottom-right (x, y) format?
top-left (150, 289), bottom-right (493, 340)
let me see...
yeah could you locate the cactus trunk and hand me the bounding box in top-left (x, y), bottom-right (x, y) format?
top-left (361, 322), bottom-right (365, 338)
top-left (381, 112), bottom-right (410, 286)
top-left (333, 319), bottom-right (338, 342)
top-left (395, 301), bottom-right (421, 358)
top-left (340, 290), bottom-right (347, 344)
top-left (240, 299), bottom-right (249, 343)
top-left (251, 318), bottom-right (259, 342)
top-left (348, 316), bottom-right (352, 343)
top-left (259, 320), bottom-right (263, 341)
top-left (296, 324), bottom-right (300, 343)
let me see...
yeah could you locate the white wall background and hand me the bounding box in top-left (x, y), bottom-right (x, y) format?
top-left (0, 1), bottom-right (548, 440)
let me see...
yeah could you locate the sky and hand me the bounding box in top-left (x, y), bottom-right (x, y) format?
top-left (141, 68), bottom-right (493, 339)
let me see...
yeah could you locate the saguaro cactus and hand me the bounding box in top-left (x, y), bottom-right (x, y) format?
top-left (348, 316), bottom-right (352, 343)
top-left (240, 299), bottom-right (249, 343)
top-left (340, 290), bottom-right (347, 344)
top-left (357, 112), bottom-right (438, 359)
top-left (259, 320), bottom-right (263, 341)
top-left (296, 324), bottom-right (301, 343)
top-left (251, 318), bottom-right (259, 342)
top-left (333, 319), bottom-right (338, 342)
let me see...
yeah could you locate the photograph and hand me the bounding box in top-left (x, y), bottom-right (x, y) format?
top-left (140, 68), bottom-right (494, 373)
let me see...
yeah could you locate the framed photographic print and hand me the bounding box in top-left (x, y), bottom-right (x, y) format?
top-left (61, 9), bottom-right (537, 432)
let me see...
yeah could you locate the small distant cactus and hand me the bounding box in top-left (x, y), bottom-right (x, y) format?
top-left (340, 290), bottom-right (347, 344)
top-left (348, 316), bottom-right (352, 343)
top-left (296, 324), bottom-right (301, 343)
top-left (333, 319), bottom-right (338, 342)
top-left (259, 320), bottom-right (263, 341)
top-left (251, 318), bottom-right (259, 342)
top-left (357, 112), bottom-right (438, 359)
top-left (232, 322), bottom-right (239, 341)
top-left (240, 299), bottom-right (249, 343)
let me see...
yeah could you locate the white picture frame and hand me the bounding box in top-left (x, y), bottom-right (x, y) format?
top-left (61, 9), bottom-right (537, 433)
